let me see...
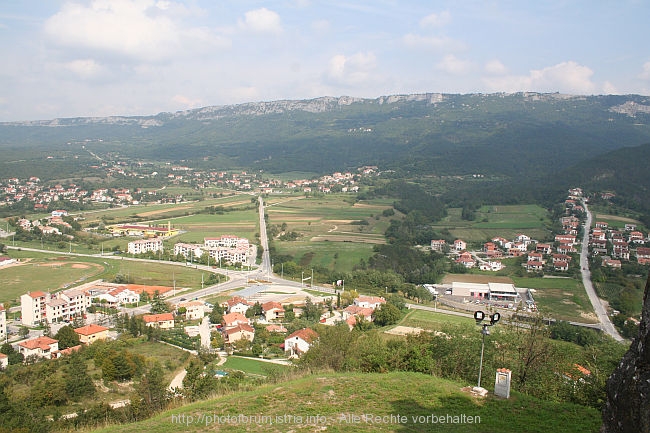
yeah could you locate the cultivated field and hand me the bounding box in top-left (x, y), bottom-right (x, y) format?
top-left (266, 195), bottom-right (394, 272)
top-left (433, 204), bottom-right (552, 245)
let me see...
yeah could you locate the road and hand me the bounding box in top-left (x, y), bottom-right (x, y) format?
top-left (580, 201), bottom-right (624, 341)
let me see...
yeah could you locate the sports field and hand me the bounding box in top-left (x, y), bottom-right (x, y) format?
top-left (0, 252), bottom-right (216, 304)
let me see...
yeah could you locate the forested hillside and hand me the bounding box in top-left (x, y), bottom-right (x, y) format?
top-left (2, 93), bottom-right (650, 178)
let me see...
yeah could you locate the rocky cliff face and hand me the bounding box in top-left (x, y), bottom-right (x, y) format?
top-left (601, 272), bottom-right (650, 433)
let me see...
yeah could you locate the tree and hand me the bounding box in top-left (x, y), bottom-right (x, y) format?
top-left (302, 297), bottom-right (322, 322)
top-left (18, 326), bottom-right (30, 338)
top-left (0, 343), bottom-right (24, 365)
top-left (65, 352), bottom-right (95, 399)
top-left (373, 303), bottom-right (402, 326)
top-left (245, 302), bottom-right (262, 319)
top-left (54, 325), bottom-right (80, 350)
top-left (150, 291), bottom-right (170, 314)
top-left (209, 304), bottom-right (224, 325)
top-left (134, 363), bottom-right (169, 416)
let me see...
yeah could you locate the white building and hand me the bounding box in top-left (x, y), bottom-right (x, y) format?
top-left (173, 242), bottom-right (204, 259)
top-left (22, 288), bottom-right (91, 325)
top-left (284, 328), bottom-right (319, 357)
top-left (18, 336), bottom-right (59, 360)
top-left (177, 301), bottom-right (205, 320)
top-left (128, 237), bottom-right (163, 255)
top-left (353, 296), bottom-right (386, 310)
top-left (21, 291), bottom-right (50, 326)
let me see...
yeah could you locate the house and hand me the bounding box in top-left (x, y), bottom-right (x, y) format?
top-left (284, 328), bottom-right (319, 357)
top-left (557, 244), bottom-right (577, 254)
top-left (107, 287), bottom-right (140, 305)
top-left (456, 252), bottom-right (476, 269)
top-left (343, 305), bottom-right (374, 323)
top-left (479, 261), bottom-right (504, 271)
top-left (555, 234), bottom-right (577, 245)
top-left (453, 239), bottom-right (467, 251)
top-left (595, 221), bottom-right (609, 229)
top-left (629, 231), bottom-right (645, 244)
top-left (554, 261), bottom-right (569, 271)
top-left (514, 234), bottom-right (531, 243)
top-left (636, 247), bottom-right (650, 265)
top-left (353, 296), bottom-right (386, 310)
top-left (603, 258), bottom-right (622, 268)
top-left (222, 312), bottom-right (249, 329)
top-left (143, 313), bottom-right (175, 329)
top-left (51, 345), bottom-right (82, 359)
top-left (525, 261), bottom-right (544, 272)
top-left (177, 301), bottom-right (205, 320)
top-left (224, 296), bottom-right (253, 314)
top-left (18, 336), bottom-right (59, 360)
top-left (225, 324), bottom-right (255, 343)
top-left (261, 301), bottom-right (284, 321)
top-left (0, 352), bottom-right (7, 369)
top-left (535, 243), bottom-right (553, 254)
top-left (74, 324), bottom-right (109, 344)
top-left (527, 252), bottom-right (543, 262)
top-left (430, 239), bottom-right (446, 252)
top-left (266, 324), bottom-right (287, 333)
top-left (552, 254), bottom-right (572, 264)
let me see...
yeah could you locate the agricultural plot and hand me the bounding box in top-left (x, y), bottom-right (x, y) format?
top-left (266, 195), bottom-right (393, 272)
top-left (156, 209), bottom-right (259, 244)
top-left (80, 192), bottom-right (251, 226)
top-left (433, 204), bottom-right (552, 244)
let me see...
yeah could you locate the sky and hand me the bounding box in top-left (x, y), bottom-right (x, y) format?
top-left (1, 0), bottom-right (650, 122)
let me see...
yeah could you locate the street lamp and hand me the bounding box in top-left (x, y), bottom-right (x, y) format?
top-left (473, 310), bottom-right (500, 389)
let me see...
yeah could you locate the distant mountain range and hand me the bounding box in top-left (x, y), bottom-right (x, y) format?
top-left (2, 92), bottom-right (650, 176)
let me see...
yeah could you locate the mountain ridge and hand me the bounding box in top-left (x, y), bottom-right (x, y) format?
top-left (3, 92), bottom-right (649, 127)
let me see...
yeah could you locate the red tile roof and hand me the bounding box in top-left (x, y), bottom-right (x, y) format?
top-left (74, 324), bottom-right (109, 336)
top-left (143, 313), bottom-right (174, 323)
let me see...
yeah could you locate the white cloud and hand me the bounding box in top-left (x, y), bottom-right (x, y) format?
top-left (43, 0), bottom-right (228, 62)
top-left (420, 11), bottom-right (451, 28)
top-left (639, 61), bottom-right (650, 80)
top-left (327, 52), bottom-right (376, 86)
top-left (483, 61), bottom-right (596, 94)
top-left (436, 55), bottom-right (472, 75)
top-left (64, 59), bottom-right (103, 79)
top-left (484, 59), bottom-right (507, 75)
top-left (238, 8), bottom-right (283, 34)
top-left (44, 0), bottom-right (179, 61)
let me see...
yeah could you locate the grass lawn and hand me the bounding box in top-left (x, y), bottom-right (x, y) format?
top-left (511, 277), bottom-right (597, 323)
top-left (222, 356), bottom-right (291, 376)
top-left (0, 251), bottom-right (216, 303)
top-left (397, 309), bottom-right (472, 330)
top-left (92, 371), bottom-right (602, 433)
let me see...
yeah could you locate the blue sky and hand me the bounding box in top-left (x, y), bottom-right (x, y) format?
top-left (1, 0), bottom-right (649, 121)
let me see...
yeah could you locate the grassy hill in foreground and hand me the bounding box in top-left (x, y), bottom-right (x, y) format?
top-left (92, 372), bottom-right (600, 433)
